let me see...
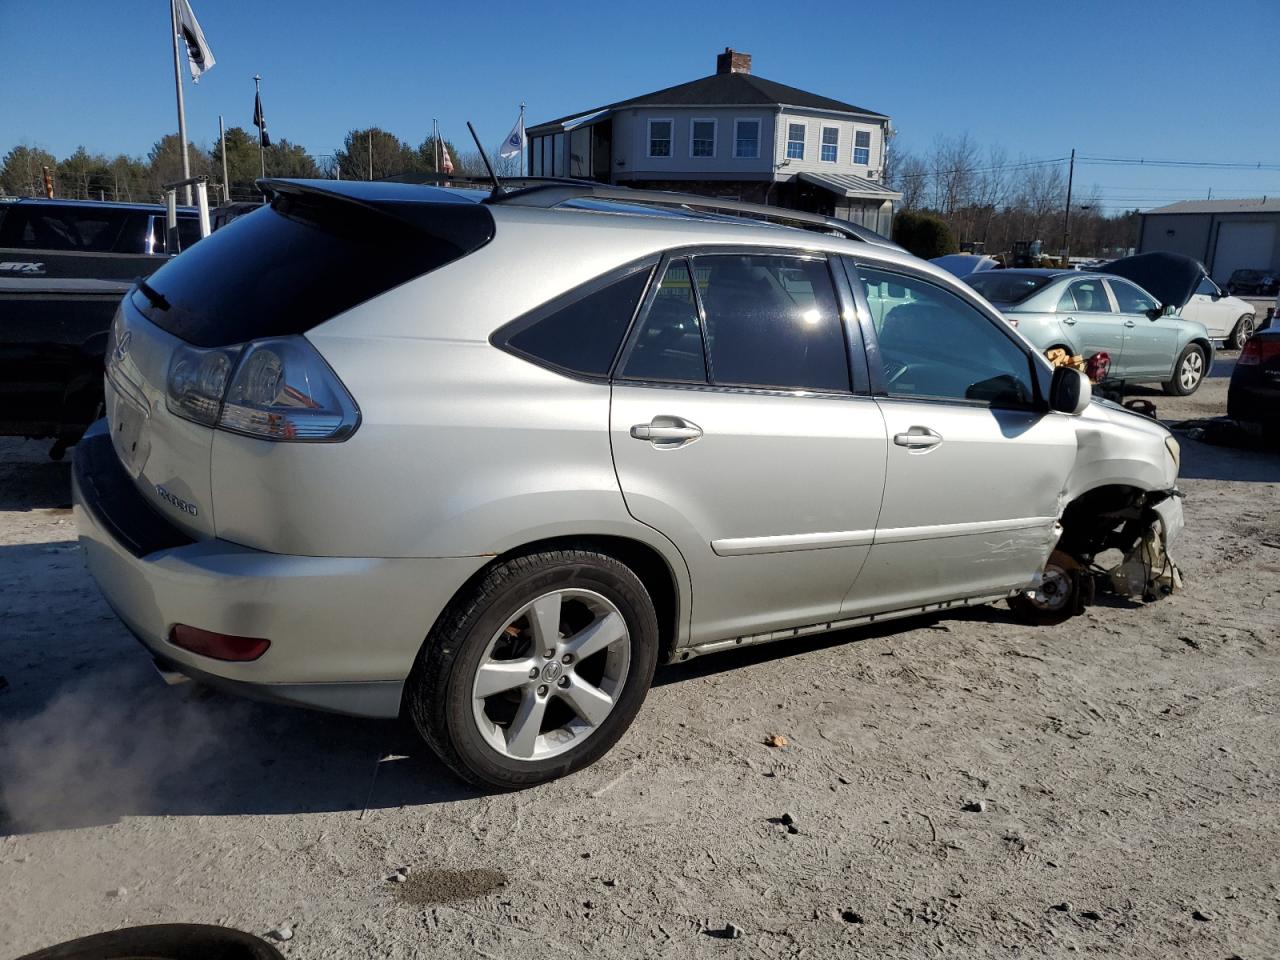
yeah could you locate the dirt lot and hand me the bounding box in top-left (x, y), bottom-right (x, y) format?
top-left (2, 357), bottom-right (1279, 959)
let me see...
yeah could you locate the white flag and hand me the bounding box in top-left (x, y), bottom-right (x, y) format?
top-left (440, 143), bottom-right (455, 175)
top-left (175, 0), bottom-right (216, 82)
top-left (499, 112), bottom-right (525, 160)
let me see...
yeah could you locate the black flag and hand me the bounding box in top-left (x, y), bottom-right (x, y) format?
top-left (253, 91), bottom-right (271, 147)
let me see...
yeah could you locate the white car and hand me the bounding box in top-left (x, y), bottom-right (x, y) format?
top-left (1179, 275), bottom-right (1256, 349)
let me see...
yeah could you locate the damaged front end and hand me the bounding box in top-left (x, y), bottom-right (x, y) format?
top-left (1061, 486), bottom-right (1184, 603)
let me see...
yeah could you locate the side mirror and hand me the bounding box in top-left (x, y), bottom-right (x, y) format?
top-left (1049, 366), bottom-right (1091, 416)
top-left (1164, 304), bottom-right (1178, 317)
top-left (1146, 307), bottom-right (1162, 320)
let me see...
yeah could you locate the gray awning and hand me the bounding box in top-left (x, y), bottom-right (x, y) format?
top-left (798, 171), bottom-right (901, 201)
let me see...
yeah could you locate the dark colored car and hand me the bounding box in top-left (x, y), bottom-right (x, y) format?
top-left (1226, 268), bottom-right (1279, 297)
top-left (1228, 328), bottom-right (1280, 437)
top-left (0, 198), bottom-right (202, 455)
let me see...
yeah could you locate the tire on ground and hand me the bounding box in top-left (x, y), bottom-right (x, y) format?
top-left (404, 547), bottom-right (659, 790)
top-left (1161, 343), bottom-right (1207, 396)
top-left (1227, 313), bottom-right (1255, 351)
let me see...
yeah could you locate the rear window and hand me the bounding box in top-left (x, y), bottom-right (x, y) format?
top-left (133, 192), bottom-right (494, 347)
top-left (967, 273), bottom-right (1053, 305)
top-left (0, 205), bottom-right (133, 252)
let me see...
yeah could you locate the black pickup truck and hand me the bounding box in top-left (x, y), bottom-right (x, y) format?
top-left (0, 197), bottom-right (203, 456)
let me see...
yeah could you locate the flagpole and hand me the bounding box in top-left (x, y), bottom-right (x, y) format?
top-left (520, 102), bottom-right (526, 178)
top-left (219, 114), bottom-right (229, 204)
top-left (433, 119), bottom-right (440, 177)
top-left (169, 0), bottom-right (192, 205)
top-left (254, 75), bottom-right (266, 181)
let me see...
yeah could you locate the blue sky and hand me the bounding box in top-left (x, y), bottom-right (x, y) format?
top-left (2, 0), bottom-right (1277, 210)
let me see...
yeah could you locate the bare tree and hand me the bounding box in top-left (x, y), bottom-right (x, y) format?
top-left (889, 151), bottom-right (929, 211)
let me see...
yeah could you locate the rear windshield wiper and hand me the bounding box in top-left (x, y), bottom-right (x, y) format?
top-left (135, 279), bottom-right (170, 311)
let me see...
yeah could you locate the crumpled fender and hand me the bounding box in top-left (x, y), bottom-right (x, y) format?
top-left (1062, 399), bottom-right (1178, 503)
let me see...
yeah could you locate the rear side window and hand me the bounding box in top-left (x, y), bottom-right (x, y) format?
top-left (0, 205), bottom-right (129, 252)
top-left (1108, 278), bottom-right (1158, 314)
top-left (133, 193), bottom-right (494, 347)
top-left (621, 260), bottom-right (706, 382)
top-left (696, 254), bottom-right (848, 392)
top-left (500, 265), bottom-right (653, 378)
top-left (1066, 279), bottom-right (1112, 313)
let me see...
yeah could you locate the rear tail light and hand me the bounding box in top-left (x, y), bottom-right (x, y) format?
top-left (1237, 338), bottom-right (1280, 366)
top-left (166, 335), bottom-right (358, 441)
top-left (169, 624), bottom-right (270, 661)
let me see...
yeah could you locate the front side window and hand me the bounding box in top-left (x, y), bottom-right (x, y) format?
top-left (648, 120), bottom-right (672, 158)
top-left (500, 266), bottom-right (653, 378)
top-left (621, 260), bottom-right (706, 382)
top-left (1066, 279), bottom-right (1113, 313)
top-left (734, 119), bottom-right (760, 158)
top-left (696, 254), bottom-right (848, 392)
top-left (1108, 279), bottom-right (1158, 315)
top-left (820, 127), bottom-right (839, 163)
top-left (690, 119), bottom-right (716, 158)
top-left (853, 130), bottom-right (871, 166)
top-left (786, 123), bottom-right (806, 161)
top-left (857, 265), bottom-right (1035, 407)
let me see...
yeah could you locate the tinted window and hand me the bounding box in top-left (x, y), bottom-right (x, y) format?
top-left (505, 267), bottom-right (652, 378)
top-left (622, 260), bottom-right (706, 382)
top-left (135, 193), bottom-right (494, 347)
top-left (0, 205), bottom-right (129, 252)
top-left (967, 272), bottom-right (1053, 304)
top-left (859, 266), bottom-right (1035, 407)
top-left (1196, 276), bottom-right (1217, 296)
top-left (696, 254), bottom-right (848, 392)
top-left (154, 215), bottom-right (204, 254)
top-left (1066, 279), bottom-right (1112, 312)
top-left (1108, 279), bottom-right (1158, 314)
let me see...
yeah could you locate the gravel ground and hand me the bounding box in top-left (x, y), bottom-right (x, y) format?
top-left (2, 357), bottom-right (1279, 959)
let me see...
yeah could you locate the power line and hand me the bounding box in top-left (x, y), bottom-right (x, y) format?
top-left (1078, 155), bottom-right (1280, 172)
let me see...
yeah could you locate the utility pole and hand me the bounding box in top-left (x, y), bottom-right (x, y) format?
top-left (1061, 147), bottom-right (1075, 264)
top-left (169, 0), bottom-right (192, 205)
top-left (219, 115), bottom-right (230, 205)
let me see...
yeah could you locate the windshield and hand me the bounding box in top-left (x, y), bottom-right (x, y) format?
top-left (967, 273), bottom-right (1054, 305)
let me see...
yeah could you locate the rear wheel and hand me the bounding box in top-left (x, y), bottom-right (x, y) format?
top-left (405, 548), bottom-right (659, 790)
top-left (1162, 343), bottom-right (1206, 396)
top-left (1227, 313), bottom-right (1255, 351)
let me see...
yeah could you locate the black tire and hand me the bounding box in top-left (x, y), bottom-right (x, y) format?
top-left (1008, 550), bottom-right (1090, 626)
top-left (14, 924), bottom-right (284, 960)
top-left (1227, 313), bottom-right (1255, 351)
top-left (405, 548), bottom-right (659, 790)
top-left (1161, 343), bottom-right (1207, 396)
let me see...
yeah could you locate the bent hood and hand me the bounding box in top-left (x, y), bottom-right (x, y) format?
top-left (1097, 252), bottom-right (1204, 311)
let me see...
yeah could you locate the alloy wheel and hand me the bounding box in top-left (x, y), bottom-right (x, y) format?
top-left (470, 589), bottom-right (630, 762)
top-left (1179, 350), bottom-right (1204, 391)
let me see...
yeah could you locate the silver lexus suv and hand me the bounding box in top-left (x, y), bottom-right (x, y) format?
top-left (75, 178), bottom-right (1185, 788)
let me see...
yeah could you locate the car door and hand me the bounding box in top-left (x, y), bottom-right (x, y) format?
top-left (1055, 277), bottom-right (1128, 369)
top-left (1106, 278), bottom-right (1178, 380)
top-left (609, 251), bottom-right (888, 645)
top-left (1183, 276), bottom-right (1233, 339)
top-left (842, 261), bottom-right (1078, 614)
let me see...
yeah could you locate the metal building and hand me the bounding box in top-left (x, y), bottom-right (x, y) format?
top-left (1138, 198), bottom-right (1280, 283)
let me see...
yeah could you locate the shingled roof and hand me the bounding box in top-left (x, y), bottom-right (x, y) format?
top-left (530, 71), bottom-right (886, 133)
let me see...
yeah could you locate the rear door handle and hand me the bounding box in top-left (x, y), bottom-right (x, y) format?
top-left (630, 416), bottom-right (703, 447)
top-left (1063, 316), bottom-right (1076, 325)
top-left (893, 426), bottom-right (943, 450)
top-left (1123, 319), bottom-right (1136, 327)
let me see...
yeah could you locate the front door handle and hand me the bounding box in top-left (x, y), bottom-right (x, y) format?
top-left (893, 426), bottom-right (943, 450)
top-left (1063, 316), bottom-right (1076, 325)
top-left (1123, 319), bottom-right (1136, 327)
top-left (630, 416), bottom-right (703, 447)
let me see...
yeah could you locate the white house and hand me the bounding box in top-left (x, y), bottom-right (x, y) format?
top-left (526, 49), bottom-right (901, 234)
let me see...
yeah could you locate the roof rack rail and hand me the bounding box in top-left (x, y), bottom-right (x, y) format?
top-left (489, 181), bottom-right (903, 250)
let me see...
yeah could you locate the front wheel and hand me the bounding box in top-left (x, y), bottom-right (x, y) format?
top-left (1009, 550), bottom-right (1090, 626)
top-left (1162, 343), bottom-right (1207, 396)
top-left (406, 548), bottom-right (659, 790)
top-left (1227, 314), bottom-right (1255, 351)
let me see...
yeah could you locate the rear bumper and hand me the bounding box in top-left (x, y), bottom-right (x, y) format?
top-left (1228, 376), bottom-right (1280, 426)
top-left (73, 422), bottom-right (488, 718)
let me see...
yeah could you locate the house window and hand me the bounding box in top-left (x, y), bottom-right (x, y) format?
top-left (786, 122), bottom-right (806, 160)
top-left (648, 119), bottom-right (673, 158)
top-left (853, 130), bottom-right (871, 166)
top-left (690, 119), bottom-right (716, 158)
top-left (820, 126), bottom-right (839, 163)
top-left (734, 119), bottom-right (760, 159)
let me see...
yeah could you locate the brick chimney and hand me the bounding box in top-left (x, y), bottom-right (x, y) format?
top-left (716, 47), bottom-right (751, 75)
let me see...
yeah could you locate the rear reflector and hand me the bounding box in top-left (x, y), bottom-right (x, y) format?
top-left (169, 624), bottom-right (270, 662)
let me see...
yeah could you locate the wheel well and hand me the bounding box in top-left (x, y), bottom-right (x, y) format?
top-left (481, 535), bottom-right (682, 664)
top-left (1057, 484), bottom-right (1152, 558)
top-left (1190, 337), bottom-right (1212, 357)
